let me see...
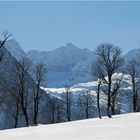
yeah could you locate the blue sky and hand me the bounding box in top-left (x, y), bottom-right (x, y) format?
top-left (0, 1), bottom-right (140, 53)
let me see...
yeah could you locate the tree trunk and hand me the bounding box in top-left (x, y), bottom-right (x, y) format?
top-left (66, 93), bottom-right (71, 122)
top-left (111, 96), bottom-right (116, 115)
top-left (14, 102), bottom-right (19, 128)
top-left (86, 102), bottom-right (89, 119)
top-left (97, 82), bottom-right (102, 119)
top-left (23, 108), bottom-right (29, 127)
top-left (14, 116), bottom-right (18, 128)
top-left (33, 99), bottom-right (37, 125)
top-left (33, 84), bottom-right (40, 125)
top-left (107, 76), bottom-right (112, 118)
top-left (132, 77), bottom-right (137, 112)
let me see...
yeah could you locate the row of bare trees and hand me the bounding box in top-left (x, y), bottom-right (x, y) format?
top-left (0, 32), bottom-right (96, 128)
top-left (47, 87), bottom-right (96, 123)
top-left (0, 31), bottom-right (140, 127)
top-left (2, 58), bottom-right (47, 127)
top-left (0, 36), bottom-right (47, 128)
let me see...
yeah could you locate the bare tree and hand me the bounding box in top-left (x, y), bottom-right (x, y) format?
top-left (0, 78), bottom-right (21, 128)
top-left (0, 31), bottom-right (13, 127)
top-left (110, 73), bottom-right (123, 115)
top-left (32, 63), bottom-right (47, 125)
top-left (92, 63), bottom-right (105, 119)
top-left (62, 86), bottom-right (72, 122)
top-left (126, 59), bottom-right (140, 112)
top-left (95, 43), bottom-right (124, 118)
top-left (96, 80), bottom-right (102, 119)
top-left (79, 90), bottom-right (93, 119)
top-left (4, 86), bottom-right (21, 128)
top-left (47, 97), bottom-right (62, 123)
top-left (0, 31), bottom-right (11, 61)
top-left (14, 58), bottom-right (32, 126)
top-left (0, 31), bottom-right (11, 104)
top-left (0, 31), bottom-right (11, 100)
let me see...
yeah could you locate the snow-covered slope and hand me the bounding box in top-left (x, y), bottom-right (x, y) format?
top-left (0, 112), bottom-right (140, 140)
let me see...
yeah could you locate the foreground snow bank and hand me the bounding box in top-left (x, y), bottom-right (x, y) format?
top-left (0, 113), bottom-right (140, 140)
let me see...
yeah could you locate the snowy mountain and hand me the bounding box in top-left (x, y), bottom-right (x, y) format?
top-left (6, 40), bottom-right (96, 87)
top-left (5, 39), bottom-right (140, 88)
top-left (0, 112), bottom-right (139, 140)
top-left (27, 43), bottom-right (96, 87)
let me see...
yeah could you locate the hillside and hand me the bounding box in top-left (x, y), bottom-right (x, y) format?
top-left (0, 47), bottom-right (51, 130)
top-left (0, 112), bottom-right (140, 140)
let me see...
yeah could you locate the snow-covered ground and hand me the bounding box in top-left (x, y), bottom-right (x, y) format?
top-left (0, 113), bottom-right (140, 140)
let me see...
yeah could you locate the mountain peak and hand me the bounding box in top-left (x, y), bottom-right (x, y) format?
top-left (62, 42), bottom-right (80, 52)
top-left (5, 39), bottom-right (26, 60)
top-left (66, 42), bottom-right (76, 47)
top-left (52, 42), bottom-right (80, 53)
